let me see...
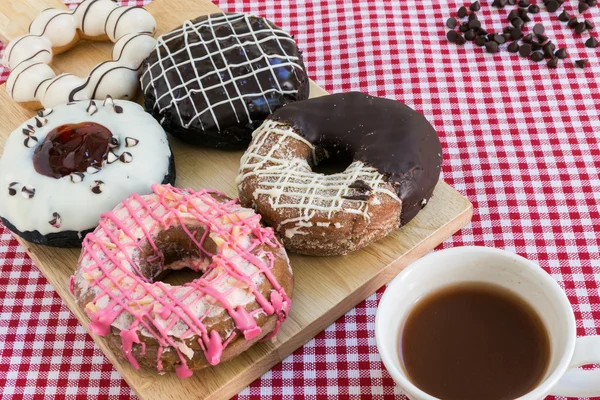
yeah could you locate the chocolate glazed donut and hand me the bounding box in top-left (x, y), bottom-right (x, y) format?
top-left (237, 92), bottom-right (443, 256)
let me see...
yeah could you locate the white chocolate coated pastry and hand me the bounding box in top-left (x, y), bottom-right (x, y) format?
top-left (2, 0), bottom-right (157, 109)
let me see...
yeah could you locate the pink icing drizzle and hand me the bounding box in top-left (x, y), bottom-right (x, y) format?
top-left (73, 185), bottom-right (291, 377)
top-left (69, 276), bottom-right (75, 295)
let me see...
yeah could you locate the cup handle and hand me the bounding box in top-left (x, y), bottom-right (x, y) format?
top-left (549, 336), bottom-right (600, 397)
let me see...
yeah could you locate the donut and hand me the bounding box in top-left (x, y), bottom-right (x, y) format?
top-left (0, 97), bottom-right (175, 248)
top-left (2, 0), bottom-right (157, 109)
top-left (140, 13), bottom-right (309, 149)
top-left (71, 184), bottom-right (293, 377)
top-left (237, 92), bottom-right (443, 256)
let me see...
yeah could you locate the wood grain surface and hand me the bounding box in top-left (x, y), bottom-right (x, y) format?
top-left (0, 1), bottom-right (473, 399)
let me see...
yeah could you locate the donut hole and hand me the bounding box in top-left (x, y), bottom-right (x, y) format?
top-left (137, 225), bottom-right (216, 286)
top-left (310, 146), bottom-right (354, 175)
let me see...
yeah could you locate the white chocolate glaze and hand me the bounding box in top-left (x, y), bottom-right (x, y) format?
top-left (1, 0), bottom-right (157, 109)
top-left (0, 99), bottom-right (171, 236)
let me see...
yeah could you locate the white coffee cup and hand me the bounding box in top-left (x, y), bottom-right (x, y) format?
top-left (375, 246), bottom-right (600, 400)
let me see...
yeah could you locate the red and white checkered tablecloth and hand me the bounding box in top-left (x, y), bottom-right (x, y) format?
top-left (1, 0), bottom-right (600, 398)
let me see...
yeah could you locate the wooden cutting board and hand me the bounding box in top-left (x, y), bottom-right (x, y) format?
top-left (0, 1), bottom-right (473, 399)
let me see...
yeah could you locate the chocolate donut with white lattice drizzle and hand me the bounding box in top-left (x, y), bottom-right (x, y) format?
top-left (237, 92), bottom-right (442, 256)
top-left (140, 13), bottom-right (309, 149)
top-left (0, 98), bottom-right (175, 247)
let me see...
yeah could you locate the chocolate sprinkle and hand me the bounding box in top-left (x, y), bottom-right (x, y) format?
top-left (585, 36), bottom-right (598, 48)
top-left (558, 10), bottom-right (571, 21)
top-left (341, 194), bottom-right (371, 201)
top-left (70, 172), bottom-right (84, 183)
top-left (21, 185), bottom-right (35, 199)
top-left (470, 1), bottom-right (481, 11)
top-left (575, 59), bottom-right (588, 68)
top-left (49, 212), bottom-right (61, 228)
top-left (91, 180), bottom-right (104, 194)
top-left (447, 17), bottom-right (457, 29)
top-left (24, 136), bottom-right (38, 148)
top-left (8, 182), bottom-right (18, 196)
top-left (555, 48), bottom-right (568, 59)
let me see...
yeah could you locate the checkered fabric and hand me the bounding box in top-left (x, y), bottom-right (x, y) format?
top-left (1, 0), bottom-right (599, 399)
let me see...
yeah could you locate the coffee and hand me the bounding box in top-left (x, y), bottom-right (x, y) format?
top-left (399, 282), bottom-right (550, 400)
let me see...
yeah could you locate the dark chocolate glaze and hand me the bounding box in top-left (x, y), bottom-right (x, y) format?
top-left (141, 13), bottom-right (309, 149)
top-left (269, 92), bottom-right (443, 225)
top-left (0, 153), bottom-right (176, 248)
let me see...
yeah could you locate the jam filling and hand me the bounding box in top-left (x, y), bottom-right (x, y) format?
top-left (33, 122), bottom-right (112, 178)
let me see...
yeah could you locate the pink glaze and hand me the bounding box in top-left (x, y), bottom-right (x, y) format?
top-left (73, 185), bottom-right (292, 378)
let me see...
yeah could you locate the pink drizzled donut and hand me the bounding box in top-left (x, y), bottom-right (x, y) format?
top-left (71, 184), bottom-right (293, 377)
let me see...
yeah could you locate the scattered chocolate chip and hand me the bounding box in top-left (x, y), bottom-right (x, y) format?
top-left (468, 12), bottom-right (478, 21)
top-left (588, 0), bottom-right (597, 6)
top-left (91, 180), bottom-right (104, 194)
top-left (585, 20), bottom-right (595, 30)
top-left (486, 40), bottom-right (500, 53)
top-left (24, 136), bottom-right (38, 148)
top-left (70, 172), bottom-right (84, 183)
top-left (555, 47), bottom-right (568, 59)
top-left (37, 108), bottom-right (53, 118)
top-left (575, 59), bottom-right (588, 68)
top-left (456, 34), bottom-right (467, 45)
top-left (493, 33), bottom-right (506, 44)
top-left (8, 182), bottom-right (18, 196)
top-left (492, 0), bottom-right (507, 7)
top-left (528, 4), bottom-right (540, 13)
top-left (465, 29), bottom-right (476, 41)
top-left (119, 152), bottom-right (133, 163)
top-left (558, 10), bottom-right (571, 21)
top-left (508, 41), bottom-right (520, 52)
top-left (349, 180), bottom-right (373, 192)
top-left (114, 105), bottom-right (123, 114)
top-left (547, 57), bottom-right (559, 68)
top-left (523, 33), bottom-right (534, 43)
top-left (86, 100), bottom-right (98, 116)
top-left (531, 51), bottom-right (545, 62)
top-left (457, 6), bottom-right (468, 18)
top-left (533, 24), bottom-right (545, 35)
top-left (49, 212), bottom-right (61, 228)
top-left (518, 0), bottom-right (530, 6)
top-left (508, 0), bottom-right (517, 4)
top-left (470, 1), bottom-right (481, 11)
top-left (519, 43), bottom-right (532, 56)
top-left (512, 17), bottom-right (524, 28)
top-left (478, 28), bottom-right (488, 36)
top-left (447, 17), bottom-right (457, 29)
top-left (475, 35), bottom-right (487, 46)
top-left (459, 22), bottom-right (470, 32)
top-left (341, 194), bottom-right (371, 201)
top-left (108, 137), bottom-right (119, 149)
top-left (468, 19), bottom-right (481, 30)
top-left (512, 27), bottom-right (524, 40)
top-left (87, 166), bottom-right (101, 174)
top-left (585, 36), bottom-right (598, 48)
top-left (537, 34), bottom-right (549, 43)
top-left (543, 42), bottom-right (556, 57)
top-left (575, 22), bottom-right (587, 33)
top-left (579, 2), bottom-right (590, 13)
top-left (125, 137), bottom-right (139, 147)
top-left (545, 0), bottom-right (559, 12)
top-left (532, 41), bottom-right (543, 51)
top-left (568, 17), bottom-right (579, 28)
top-left (21, 185), bottom-right (35, 199)
top-left (107, 151), bottom-right (119, 164)
top-left (508, 10), bottom-right (519, 20)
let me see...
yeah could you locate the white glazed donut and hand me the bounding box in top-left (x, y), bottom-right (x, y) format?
top-left (0, 97), bottom-right (174, 247)
top-left (2, 0), bottom-right (157, 109)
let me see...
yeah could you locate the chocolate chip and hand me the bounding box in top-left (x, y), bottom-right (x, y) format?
top-left (555, 48), bottom-right (568, 59)
top-left (508, 0), bottom-right (517, 4)
top-left (49, 212), bottom-right (61, 228)
top-left (493, 33), bottom-right (506, 44)
top-left (522, 33), bottom-right (534, 43)
top-left (108, 137), bottom-right (119, 149)
top-left (512, 27), bottom-right (524, 40)
top-left (537, 34), bottom-right (549, 43)
top-left (532, 41), bottom-right (543, 51)
top-left (521, 13), bottom-right (532, 23)
top-left (492, 0), bottom-right (508, 7)
top-left (468, 19), bottom-right (481, 30)
top-left (585, 20), bottom-right (595, 30)
top-left (21, 185), bottom-right (35, 199)
top-left (579, 2), bottom-right (590, 13)
top-left (465, 29), bottom-right (476, 40)
top-left (8, 182), bottom-right (18, 196)
top-left (468, 12), bottom-right (478, 21)
top-left (475, 35), bottom-right (487, 46)
top-left (543, 42), bottom-right (556, 57)
top-left (456, 34), bottom-right (467, 45)
top-left (349, 180), bottom-right (373, 192)
top-left (91, 181), bottom-right (104, 194)
top-left (518, 0), bottom-right (530, 6)
top-left (531, 51), bottom-right (545, 62)
top-left (459, 22), bottom-right (469, 32)
top-left (547, 57), bottom-right (559, 68)
top-left (587, 0), bottom-right (597, 6)
top-left (519, 43), bottom-right (532, 56)
top-left (504, 26), bottom-right (514, 34)
top-left (575, 22), bottom-right (587, 33)
top-left (470, 1), bottom-right (481, 11)
top-left (114, 105), bottom-right (123, 114)
top-left (558, 10), bottom-right (571, 21)
top-left (508, 10), bottom-right (519, 20)
top-left (585, 36), bottom-right (598, 48)
top-left (486, 41), bottom-right (500, 53)
top-left (447, 17), bottom-right (458, 29)
top-left (528, 4), bottom-right (540, 13)
top-left (568, 17), bottom-right (579, 28)
top-left (575, 59), bottom-right (588, 68)
top-left (533, 24), bottom-right (545, 35)
top-left (24, 136), bottom-right (38, 148)
top-left (512, 17), bottom-right (524, 28)
top-left (70, 172), bottom-right (84, 183)
top-left (546, 0), bottom-right (559, 12)
top-left (341, 194), bottom-right (370, 201)
top-left (37, 108), bottom-right (53, 118)
top-left (119, 152), bottom-right (133, 163)
top-left (508, 41), bottom-right (520, 52)
top-left (457, 6), bottom-right (468, 18)
top-left (125, 137), bottom-right (139, 147)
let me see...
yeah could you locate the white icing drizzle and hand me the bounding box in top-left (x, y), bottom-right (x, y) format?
top-left (237, 120), bottom-right (401, 238)
top-left (0, 99), bottom-right (172, 236)
top-left (2, 0), bottom-right (157, 108)
top-left (140, 13), bottom-right (304, 130)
